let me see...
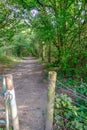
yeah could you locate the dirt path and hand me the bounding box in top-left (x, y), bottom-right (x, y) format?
top-left (8, 57), bottom-right (48, 130)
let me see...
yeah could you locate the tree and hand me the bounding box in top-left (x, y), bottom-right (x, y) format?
top-left (0, 0), bottom-right (87, 80)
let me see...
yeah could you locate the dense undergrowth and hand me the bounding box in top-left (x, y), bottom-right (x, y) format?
top-left (53, 78), bottom-right (87, 130)
top-left (0, 53), bottom-right (21, 73)
top-left (44, 63), bottom-right (87, 130)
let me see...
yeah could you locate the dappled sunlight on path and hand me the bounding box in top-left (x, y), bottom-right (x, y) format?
top-left (7, 57), bottom-right (48, 130)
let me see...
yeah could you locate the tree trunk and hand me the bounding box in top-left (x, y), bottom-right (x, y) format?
top-left (45, 71), bottom-right (57, 130)
top-left (48, 44), bottom-right (51, 63)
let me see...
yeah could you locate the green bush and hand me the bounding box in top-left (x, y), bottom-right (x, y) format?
top-left (0, 53), bottom-right (19, 65)
top-left (54, 94), bottom-right (87, 130)
top-left (0, 54), bottom-right (12, 64)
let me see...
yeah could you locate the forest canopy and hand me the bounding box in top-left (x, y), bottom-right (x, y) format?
top-left (0, 0), bottom-right (87, 81)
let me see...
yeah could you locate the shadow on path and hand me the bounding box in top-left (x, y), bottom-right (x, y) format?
top-left (9, 57), bottom-right (48, 130)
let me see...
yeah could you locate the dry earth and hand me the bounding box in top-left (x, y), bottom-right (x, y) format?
top-left (1, 57), bottom-right (48, 130)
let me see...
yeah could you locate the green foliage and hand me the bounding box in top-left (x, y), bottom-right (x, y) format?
top-left (59, 37), bottom-right (87, 81)
top-left (0, 126), bottom-right (13, 130)
top-left (0, 0), bottom-right (87, 82)
top-left (75, 83), bottom-right (87, 96)
top-left (0, 53), bottom-right (19, 65)
top-left (54, 93), bottom-right (87, 130)
top-left (0, 54), bottom-right (12, 64)
top-left (0, 1), bottom-right (87, 129)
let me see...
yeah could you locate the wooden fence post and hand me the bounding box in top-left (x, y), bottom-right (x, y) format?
top-left (2, 77), bottom-right (9, 130)
top-left (45, 71), bottom-right (57, 130)
top-left (5, 74), bottom-right (19, 130)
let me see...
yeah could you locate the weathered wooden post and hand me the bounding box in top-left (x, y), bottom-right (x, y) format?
top-left (5, 74), bottom-right (19, 130)
top-left (5, 98), bottom-right (9, 130)
top-left (2, 77), bottom-right (9, 130)
top-left (45, 71), bottom-right (57, 130)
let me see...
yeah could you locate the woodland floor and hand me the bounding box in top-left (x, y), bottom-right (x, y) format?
top-left (1, 57), bottom-right (48, 130)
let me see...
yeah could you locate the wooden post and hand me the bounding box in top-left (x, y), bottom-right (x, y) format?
top-left (5, 74), bottom-right (19, 130)
top-left (5, 99), bottom-right (9, 130)
top-left (2, 77), bottom-right (9, 130)
top-left (45, 71), bottom-right (57, 130)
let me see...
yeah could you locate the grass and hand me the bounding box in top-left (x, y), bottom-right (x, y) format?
top-left (0, 126), bottom-right (13, 130)
top-left (0, 54), bottom-right (21, 73)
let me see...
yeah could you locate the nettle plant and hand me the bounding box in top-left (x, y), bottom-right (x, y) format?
top-left (54, 94), bottom-right (87, 130)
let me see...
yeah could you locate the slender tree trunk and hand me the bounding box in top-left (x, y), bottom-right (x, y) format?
top-left (48, 44), bottom-right (51, 63)
top-left (42, 44), bottom-right (46, 61)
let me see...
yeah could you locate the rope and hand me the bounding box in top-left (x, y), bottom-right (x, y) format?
top-left (4, 91), bottom-right (13, 104)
